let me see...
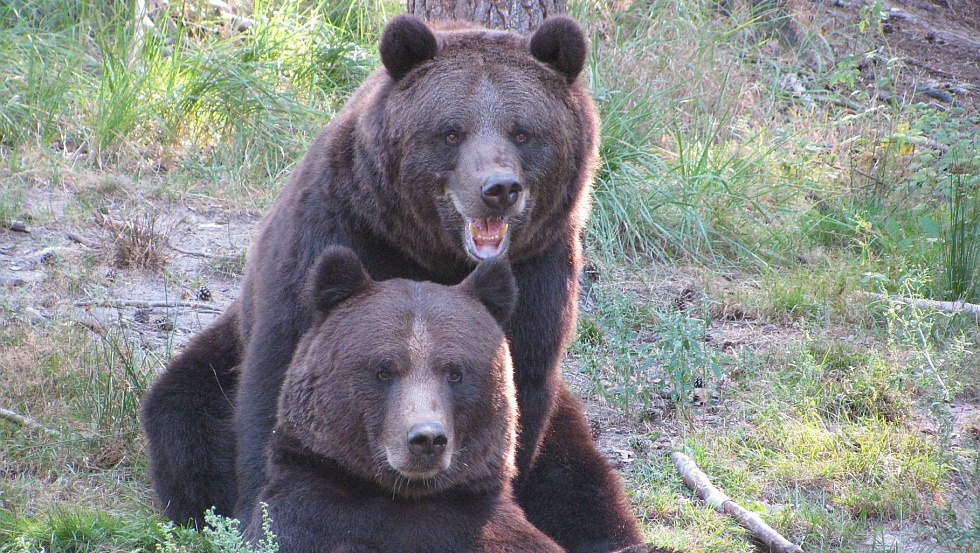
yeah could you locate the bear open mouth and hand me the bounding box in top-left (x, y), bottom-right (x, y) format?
top-left (464, 217), bottom-right (510, 260)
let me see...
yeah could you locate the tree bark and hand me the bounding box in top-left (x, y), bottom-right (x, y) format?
top-left (407, 0), bottom-right (566, 33)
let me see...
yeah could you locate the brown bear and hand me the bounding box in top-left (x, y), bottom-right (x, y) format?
top-left (141, 14), bottom-right (643, 552)
top-left (243, 246), bottom-right (562, 552)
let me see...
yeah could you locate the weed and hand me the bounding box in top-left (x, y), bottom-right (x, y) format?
top-left (575, 284), bottom-right (728, 410)
top-left (0, 508), bottom-right (162, 553)
top-left (582, 0), bottom-right (797, 269)
top-left (655, 310), bottom-right (724, 403)
top-left (0, 179), bottom-right (24, 225)
top-left (104, 211), bottom-right (170, 270)
top-left (782, 340), bottom-right (913, 423)
top-left (207, 250), bottom-right (249, 278)
top-left (161, 507), bottom-right (280, 552)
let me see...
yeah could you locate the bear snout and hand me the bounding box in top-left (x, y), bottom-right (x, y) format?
top-left (480, 174), bottom-right (523, 210)
top-left (406, 421), bottom-right (448, 458)
top-left (385, 417), bottom-right (454, 479)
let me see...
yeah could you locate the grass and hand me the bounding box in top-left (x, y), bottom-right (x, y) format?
top-left (2, 0), bottom-right (979, 552)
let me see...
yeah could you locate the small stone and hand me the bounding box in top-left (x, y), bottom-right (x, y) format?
top-left (7, 220), bottom-right (29, 233)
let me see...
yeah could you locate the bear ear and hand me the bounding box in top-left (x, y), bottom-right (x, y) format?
top-left (528, 16), bottom-right (588, 83)
top-left (458, 257), bottom-right (518, 326)
top-left (305, 246), bottom-right (373, 314)
top-left (380, 15), bottom-right (439, 81)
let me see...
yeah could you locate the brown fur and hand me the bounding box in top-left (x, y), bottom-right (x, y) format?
top-left (245, 247), bottom-right (561, 552)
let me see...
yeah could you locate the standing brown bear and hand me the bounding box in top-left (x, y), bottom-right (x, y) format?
top-left (141, 14), bottom-right (643, 552)
top-left (244, 246), bottom-right (562, 552)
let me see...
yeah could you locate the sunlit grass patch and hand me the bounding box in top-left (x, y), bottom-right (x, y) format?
top-left (722, 408), bottom-right (947, 518)
top-left (0, 0), bottom-right (384, 206)
top-left (0, 505), bottom-right (279, 553)
top-left (0, 508), bottom-right (163, 553)
top-left (777, 340), bottom-right (915, 424)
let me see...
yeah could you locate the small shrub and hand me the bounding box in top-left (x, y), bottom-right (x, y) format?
top-left (104, 211), bottom-right (169, 270)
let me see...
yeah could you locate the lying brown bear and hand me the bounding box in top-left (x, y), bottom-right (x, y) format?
top-left (244, 246), bottom-right (561, 552)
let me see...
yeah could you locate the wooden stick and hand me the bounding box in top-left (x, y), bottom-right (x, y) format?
top-left (74, 299), bottom-right (223, 314)
top-left (857, 291), bottom-right (980, 317)
top-left (670, 452), bottom-right (804, 553)
top-left (66, 231), bottom-right (99, 248)
top-left (169, 244), bottom-right (214, 258)
top-left (0, 408), bottom-right (61, 437)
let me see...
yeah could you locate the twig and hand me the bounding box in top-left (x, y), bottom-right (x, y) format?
top-left (66, 231), bottom-right (99, 248)
top-left (169, 244), bottom-right (214, 258)
top-left (670, 451), bottom-right (804, 553)
top-left (0, 408), bottom-right (61, 437)
top-left (856, 291), bottom-right (980, 317)
top-left (75, 299), bottom-right (223, 314)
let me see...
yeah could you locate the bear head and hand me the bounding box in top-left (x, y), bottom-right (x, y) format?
top-left (277, 245), bottom-right (519, 497)
top-left (359, 15), bottom-right (596, 267)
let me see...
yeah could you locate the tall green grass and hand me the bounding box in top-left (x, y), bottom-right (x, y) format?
top-left (582, 0), bottom-right (798, 269)
top-left (0, 0), bottom-right (383, 191)
top-left (941, 175), bottom-right (980, 303)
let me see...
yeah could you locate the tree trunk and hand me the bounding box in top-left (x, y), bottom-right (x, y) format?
top-left (406, 0), bottom-right (566, 33)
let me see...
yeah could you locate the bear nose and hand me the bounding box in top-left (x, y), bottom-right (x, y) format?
top-left (406, 422), bottom-right (448, 458)
top-left (480, 175), bottom-right (523, 210)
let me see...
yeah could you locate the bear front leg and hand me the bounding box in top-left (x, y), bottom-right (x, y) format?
top-left (508, 246), bottom-right (643, 552)
top-left (516, 387), bottom-right (644, 553)
top-left (141, 306), bottom-right (242, 527)
top-left (233, 309), bottom-right (310, 520)
top-left (508, 247), bottom-right (578, 474)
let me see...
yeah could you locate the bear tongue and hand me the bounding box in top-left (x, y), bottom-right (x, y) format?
top-left (469, 218), bottom-right (508, 258)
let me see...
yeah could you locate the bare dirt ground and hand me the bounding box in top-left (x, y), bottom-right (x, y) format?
top-left (818, 0), bottom-right (980, 112)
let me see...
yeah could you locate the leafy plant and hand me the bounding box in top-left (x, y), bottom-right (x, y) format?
top-left (574, 285), bottom-right (727, 410)
top-left (654, 310), bottom-right (724, 403)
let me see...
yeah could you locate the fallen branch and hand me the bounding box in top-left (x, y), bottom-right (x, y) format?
top-left (75, 299), bottom-right (223, 314)
top-left (671, 451), bottom-right (803, 553)
top-left (0, 408), bottom-right (61, 438)
top-left (169, 244), bottom-right (214, 258)
top-left (66, 231), bottom-right (99, 248)
top-left (857, 291), bottom-right (980, 317)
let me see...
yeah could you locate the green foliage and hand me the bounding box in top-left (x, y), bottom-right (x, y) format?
top-left (0, 180), bottom-right (24, 224)
top-left (196, 506), bottom-right (279, 553)
top-left (0, 506), bottom-right (279, 553)
top-left (0, 508), bottom-right (164, 553)
top-left (582, 2), bottom-right (796, 269)
top-left (782, 341), bottom-right (913, 423)
top-left (655, 310), bottom-right (724, 403)
top-left (0, 0), bottom-right (380, 186)
top-left (575, 284), bottom-right (728, 410)
top-left (940, 176), bottom-right (980, 302)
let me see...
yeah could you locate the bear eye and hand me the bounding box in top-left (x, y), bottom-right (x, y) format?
top-left (445, 130), bottom-right (461, 144)
top-left (513, 130), bottom-right (529, 143)
top-left (376, 368), bottom-right (393, 381)
top-left (447, 368), bottom-right (463, 383)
